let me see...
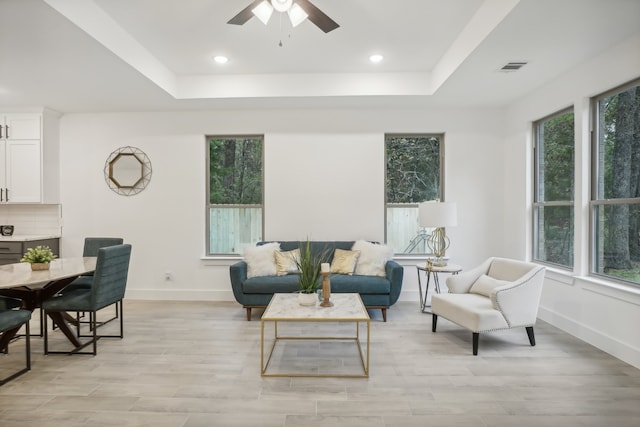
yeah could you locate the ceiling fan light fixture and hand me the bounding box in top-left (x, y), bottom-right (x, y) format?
top-left (252, 0), bottom-right (274, 25)
top-left (271, 0), bottom-right (292, 13)
top-left (287, 3), bottom-right (308, 27)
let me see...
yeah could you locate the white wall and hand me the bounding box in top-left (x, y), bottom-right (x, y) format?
top-left (264, 133), bottom-right (384, 242)
top-left (503, 33), bottom-right (640, 368)
top-left (58, 108), bottom-right (504, 305)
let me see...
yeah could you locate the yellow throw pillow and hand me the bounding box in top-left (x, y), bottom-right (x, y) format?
top-left (330, 249), bottom-right (360, 275)
top-left (275, 249), bottom-right (300, 276)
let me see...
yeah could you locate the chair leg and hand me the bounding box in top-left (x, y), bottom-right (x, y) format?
top-left (119, 300), bottom-right (124, 339)
top-left (92, 311), bottom-right (97, 356)
top-left (246, 307), bottom-right (252, 321)
top-left (0, 322), bottom-right (31, 385)
top-left (25, 321), bottom-right (31, 371)
top-left (43, 311), bottom-right (49, 355)
top-left (432, 314), bottom-right (438, 332)
top-left (40, 307), bottom-right (47, 336)
top-left (526, 326), bottom-right (536, 346)
top-left (472, 332), bottom-right (479, 355)
top-left (381, 308), bottom-right (387, 322)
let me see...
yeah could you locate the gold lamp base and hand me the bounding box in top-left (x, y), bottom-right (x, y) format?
top-left (426, 227), bottom-right (450, 267)
top-left (427, 259), bottom-right (448, 268)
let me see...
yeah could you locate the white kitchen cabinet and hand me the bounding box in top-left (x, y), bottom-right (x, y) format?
top-left (0, 114), bottom-right (41, 140)
top-left (0, 112), bottom-right (59, 203)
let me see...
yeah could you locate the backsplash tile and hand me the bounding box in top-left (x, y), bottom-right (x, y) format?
top-left (0, 204), bottom-right (62, 235)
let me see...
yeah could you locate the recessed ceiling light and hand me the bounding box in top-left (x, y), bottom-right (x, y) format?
top-left (213, 56), bottom-right (228, 64)
top-left (369, 54), bottom-right (383, 63)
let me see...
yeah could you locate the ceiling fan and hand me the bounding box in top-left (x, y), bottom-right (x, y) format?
top-left (227, 0), bottom-right (339, 33)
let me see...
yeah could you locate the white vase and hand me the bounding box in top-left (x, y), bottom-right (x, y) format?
top-left (298, 292), bottom-right (317, 306)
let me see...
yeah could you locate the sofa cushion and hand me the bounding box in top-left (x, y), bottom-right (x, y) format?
top-left (243, 274), bottom-right (301, 294)
top-left (432, 293), bottom-right (509, 332)
top-left (330, 249), bottom-right (360, 275)
top-left (275, 249), bottom-right (300, 276)
top-left (244, 242), bottom-right (280, 278)
top-left (242, 274), bottom-right (392, 295)
top-left (469, 274), bottom-right (509, 297)
top-left (352, 240), bottom-right (393, 277)
top-left (330, 274), bottom-right (391, 294)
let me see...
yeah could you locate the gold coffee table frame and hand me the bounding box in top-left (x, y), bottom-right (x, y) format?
top-left (260, 293), bottom-right (370, 378)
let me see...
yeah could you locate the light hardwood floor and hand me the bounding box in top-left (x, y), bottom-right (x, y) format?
top-left (1, 300), bottom-right (639, 427)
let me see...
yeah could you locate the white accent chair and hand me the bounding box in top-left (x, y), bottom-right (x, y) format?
top-left (431, 257), bottom-right (545, 355)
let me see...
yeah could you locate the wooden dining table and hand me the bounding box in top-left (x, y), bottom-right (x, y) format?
top-left (0, 257), bottom-right (97, 351)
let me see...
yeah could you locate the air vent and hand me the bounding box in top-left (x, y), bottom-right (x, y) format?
top-left (499, 61), bottom-right (528, 72)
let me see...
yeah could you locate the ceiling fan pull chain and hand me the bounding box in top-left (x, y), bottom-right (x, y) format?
top-left (278, 11), bottom-right (283, 47)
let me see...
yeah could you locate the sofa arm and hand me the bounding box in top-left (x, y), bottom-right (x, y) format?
top-left (229, 261), bottom-right (248, 304)
top-left (491, 266), bottom-right (545, 327)
top-left (445, 258), bottom-right (493, 294)
top-left (385, 260), bottom-right (404, 306)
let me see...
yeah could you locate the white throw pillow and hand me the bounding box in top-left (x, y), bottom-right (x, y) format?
top-left (351, 240), bottom-right (393, 277)
top-left (469, 274), bottom-right (509, 297)
top-left (244, 242), bottom-right (280, 278)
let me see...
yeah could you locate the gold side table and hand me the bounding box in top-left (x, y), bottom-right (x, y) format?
top-left (416, 263), bottom-right (462, 313)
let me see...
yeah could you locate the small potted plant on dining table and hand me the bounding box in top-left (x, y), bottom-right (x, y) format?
top-left (21, 245), bottom-right (57, 271)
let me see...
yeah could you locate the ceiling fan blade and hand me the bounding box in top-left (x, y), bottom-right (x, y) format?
top-left (295, 0), bottom-right (339, 33)
top-left (227, 0), bottom-right (264, 25)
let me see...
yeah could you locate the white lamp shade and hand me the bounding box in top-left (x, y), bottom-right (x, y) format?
top-left (252, 1), bottom-right (274, 25)
top-left (419, 201), bottom-right (457, 228)
top-left (287, 3), bottom-right (308, 27)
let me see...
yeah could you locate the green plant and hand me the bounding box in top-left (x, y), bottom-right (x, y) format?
top-left (20, 245), bottom-right (57, 264)
top-left (294, 240), bottom-right (329, 294)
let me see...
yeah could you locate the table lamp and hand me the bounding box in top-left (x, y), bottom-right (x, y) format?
top-left (419, 200), bottom-right (457, 267)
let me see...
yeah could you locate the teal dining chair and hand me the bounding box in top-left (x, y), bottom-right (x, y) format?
top-left (42, 244), bottom-right (132, 355)
top-left (0, 297), bottom-right (32, 385)
top-left (66, 237), bottom-right (125, 327)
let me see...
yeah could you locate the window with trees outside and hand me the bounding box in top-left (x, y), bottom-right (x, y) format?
top-left (386, 134), bottom-right (443, 254)
top-left (592, 79), bottom-right (640, 286)
top-left (533, 109), bottom-right (575, 268)
top-left (207, 136), bottom-right (263, 255)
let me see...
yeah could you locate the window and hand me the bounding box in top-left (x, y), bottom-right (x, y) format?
top-left (207, 136), bottom-right (263, 255)
top-left (591, 79), bottom-right (640, 285)
top-left (385, 134), bottom-right (443, 254)
top-left (533, 109), bottom-right (575, 268)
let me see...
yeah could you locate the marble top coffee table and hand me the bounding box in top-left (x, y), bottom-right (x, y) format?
top-left (260, 292), bottom-right (370, 377)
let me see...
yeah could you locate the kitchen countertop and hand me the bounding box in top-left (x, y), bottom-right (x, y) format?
top-left (0, 235), bottom-right (61, 242)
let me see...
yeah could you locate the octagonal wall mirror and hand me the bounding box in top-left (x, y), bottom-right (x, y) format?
top-left (109, 153), bottom-right (143, 188)
top-left (104, 146), bottom-right (152, 196)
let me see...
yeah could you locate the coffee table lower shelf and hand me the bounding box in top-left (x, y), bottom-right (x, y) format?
top-left (260, 293), bottom-right (370, 378)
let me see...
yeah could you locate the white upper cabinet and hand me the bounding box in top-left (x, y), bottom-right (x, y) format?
top-left (0, 112), bottom-right (58, 204)
top-left (2, 114), bottom-right (42, 140)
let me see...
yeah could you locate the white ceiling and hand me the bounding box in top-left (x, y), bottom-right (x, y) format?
top-left (1, 0), bottom-right (639, 113)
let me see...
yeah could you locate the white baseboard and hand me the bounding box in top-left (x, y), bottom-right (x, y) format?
top-left (538, 306), bottom-right (640, 369)
top-left (125, 289), bottom-right (235, 301)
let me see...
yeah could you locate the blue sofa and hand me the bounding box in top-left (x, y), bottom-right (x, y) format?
top-left (229, 241), bottom-right (404, 321)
